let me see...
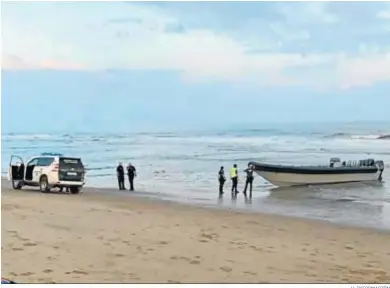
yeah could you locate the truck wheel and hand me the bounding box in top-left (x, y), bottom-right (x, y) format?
top-left (70, 186), bottom-right (80, 194)
top-left (39, 176), bottom-right (50, 193)
top-left (12, 180), bottom-right (23, 190)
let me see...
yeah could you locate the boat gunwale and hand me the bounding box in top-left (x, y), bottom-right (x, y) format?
top-left (248, 161), bottom-right (379, 175)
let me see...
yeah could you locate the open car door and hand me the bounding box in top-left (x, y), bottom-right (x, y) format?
top-left (8, 155), bottom-right (25, 189)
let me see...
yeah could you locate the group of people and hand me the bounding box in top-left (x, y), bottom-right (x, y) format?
top-left (116, 162), bottom-right (137, 191)
top-left (218, 163), bottom-right (255, 198)
top-left (115, 161), bottom-right (255, 196)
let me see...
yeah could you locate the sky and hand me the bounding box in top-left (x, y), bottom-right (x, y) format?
top-left (1, 1), bottom-right (390, 133)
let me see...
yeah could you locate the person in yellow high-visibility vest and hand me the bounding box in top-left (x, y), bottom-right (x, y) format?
top-left (230, 164), bottom-right (239, 195)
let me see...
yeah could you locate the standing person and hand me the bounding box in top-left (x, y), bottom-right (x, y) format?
top-left (59, 187), bottom-right (69, 193)
top-left (127, 162), bottom-right (137, 191)
top-left (230, 164), bottom-right (239, 196)
top-left (218, 166), bottom-right (226, 196)
top-left (116, 162), bottom-right (125, 190)
top-left (243, 164), bottom-right (255, 198)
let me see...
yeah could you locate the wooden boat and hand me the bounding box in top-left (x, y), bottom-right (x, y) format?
top-left (248, 158), bottom-right (385, 187)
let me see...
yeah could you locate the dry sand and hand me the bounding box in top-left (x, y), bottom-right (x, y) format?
top-left (2, 183), bottom-right (390, 283)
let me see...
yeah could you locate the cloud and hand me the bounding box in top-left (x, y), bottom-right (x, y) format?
top-left (266, 22), bottom-right (311, 46)
top-left (337, 53), bottom-right (390, 89)
top-left (2, 54), bottom-right (88, 71)
top-left (2, 2), bottom-right (390, 89)
top-left (1, 54), bottom-right (34, 70)
top-left (275, 2), bottom-right (339, 25)
top-left (40, 59), bottom-right (88, 70)
top-left (377, 10), bottom-right (390, 19)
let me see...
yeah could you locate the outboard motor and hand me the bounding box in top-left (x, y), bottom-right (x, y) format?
top-left (329, 157), bottom-right (341, 168)
top-left (375, 160), bottom-right (385, 181)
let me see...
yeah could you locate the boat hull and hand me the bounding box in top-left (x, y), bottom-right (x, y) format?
top-left (254, 170), bottom-right (380, 187)
top-left (249, 161), bottom-right (382, 187)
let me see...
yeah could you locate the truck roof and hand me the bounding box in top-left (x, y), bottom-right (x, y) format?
top-left (41, 152), bottom-right (64, 156)
top-left (36, 153), bottom-right (81, 159)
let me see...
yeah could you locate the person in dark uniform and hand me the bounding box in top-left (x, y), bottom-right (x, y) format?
top-left (127, 162), bottom-right (137, 191)
top-left (230, 164), bottom-right (239, 196)
top-left (243, 164), bottom-right (255, 198)
top-left (218, 166), bottom-right (226, 196)
top-left (59, 187), bottom-right (69, 193)
top-left (116, 162), bottom-right (125, 190)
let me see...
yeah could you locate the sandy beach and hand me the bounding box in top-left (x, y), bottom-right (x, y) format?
top-left (2, 182), bottom-right (390, 283)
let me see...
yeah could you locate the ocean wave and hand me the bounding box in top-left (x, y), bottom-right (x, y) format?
top-left (86, 165), bottom-right (115, 171)
top-left (350, 134), bottom-right (382, 140)
top-left (378, 134), bottom-right (390, 140)
top-left (87, 173), bottom-right (112, 178)
top-left (2, 134), bottom-right (56, 141)
top-left (327, 132), bottom-right (350, 138)
top-left (327, 132), bottom-right (390, 140)
top-left (229, 128), bottom-right (291, 136)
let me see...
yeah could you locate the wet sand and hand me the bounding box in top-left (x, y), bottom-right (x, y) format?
top-left (2, 182), bottom-right (390, 283)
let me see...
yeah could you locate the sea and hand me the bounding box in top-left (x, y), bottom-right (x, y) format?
top-left (2, 121), bottom-right (390, 230)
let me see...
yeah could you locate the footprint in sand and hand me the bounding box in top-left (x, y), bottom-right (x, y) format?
top-left (20, 272), bottom-right (34, 276)
top-left (199, 229), bottom-right (219, 242)
top-left (65, 270), bottom-right (89, 275)
top-left (23, 242), bottom-right (37, 247)
top-left (250, 245), bottom-right (263, 252)
top-left (10, 233), bottom-right (28, 241)
top-left (37, 278), bottom-right (56, 283)
top-left (43, 269), bottom-right (53, 274)
top-left (16, 236), bottom-right (30, 241)
top-left (170, 256), bottom-right (201, 265)
top-left (11, 247), bottom-right (24, 251)
top-left (230, 239), bottom-right (248, 246)
top-left (220, 266), bottom-right (232, 273)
